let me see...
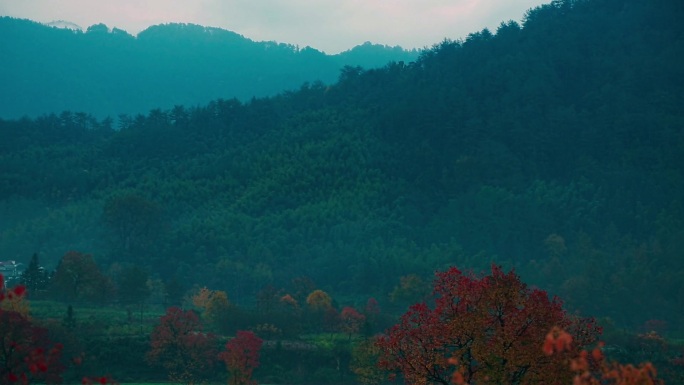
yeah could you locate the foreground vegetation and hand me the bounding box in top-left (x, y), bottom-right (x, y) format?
top-left (3, 266), bottom-right (683, 384)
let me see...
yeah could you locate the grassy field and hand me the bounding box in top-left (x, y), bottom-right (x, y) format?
top-left (29, 300), bottom-right (166, 336)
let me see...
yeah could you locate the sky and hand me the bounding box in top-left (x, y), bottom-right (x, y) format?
top-left (0, 0), bottom-right (548, 54)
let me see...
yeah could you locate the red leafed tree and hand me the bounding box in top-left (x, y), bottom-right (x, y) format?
top-left (0, 274), bottom-right (64, 385)
top-left (376, 265), bottom-right (601, 385)
top-left (49, 251), bottom-right (113, 303)
top-left (339, 307), bottom-right (366, 340)
top-left (147, 307), bottom-right (217, 385)
top-left (220, 330), bottom-right (263, 385)
top-left (364, 297), bottom-right (380, 317)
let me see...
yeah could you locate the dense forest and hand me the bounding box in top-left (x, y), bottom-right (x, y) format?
top-left (1, 1), bottom-right (683, 381)
top-left (0, 18), bottom-right (419, 119)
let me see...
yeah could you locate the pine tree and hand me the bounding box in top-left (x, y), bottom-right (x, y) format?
top-left (20, 253), bottom-right (48, 297)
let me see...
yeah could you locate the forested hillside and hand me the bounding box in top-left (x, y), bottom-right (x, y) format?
top-left (1, 0), bottom-right (683, 333)
top-left (0, 18), bottom-right (418, 119)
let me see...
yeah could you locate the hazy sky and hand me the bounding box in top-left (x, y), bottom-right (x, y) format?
top-left (0, 0), bottom-right (547, 53)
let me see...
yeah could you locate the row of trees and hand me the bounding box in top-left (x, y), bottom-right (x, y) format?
top-left (2, 261), bottom-right (678, 384)
top-left (147, 307), bottom-right (263, 385)
top-left (13, 250), bottom-right (392, 340)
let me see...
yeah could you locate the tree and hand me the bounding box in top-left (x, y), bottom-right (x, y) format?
top-left (19, 254), bottom-right (48, 298)
top-left (339, 307), bottom-right (366, 340)
top-left (0, 275), bottom-right (64, 384)
top-left (389, 274), bottom-right (430, 306)
top-left (220, 330), bottom-right (263, 385)
top-left (191, 286), bottom-right (215, 311)
top-left (49, 251), bottom-right (112, 303)
top-left (351, 338), bottom-right (385, 385)
top-left (0, 282), bottom-right (30, 317)
top-left (147, 307), bottom-right (217, 385)
top-left (377, 265), bottom-right (601, 385)
top-left (306, 289), bottom-right (334, 331)
top-left (544, 327), bottom-right (662, 385)
top-left (306, 289), bottom-right (332, 311)
top-left (362, 297), bottom-right (382, 336)
top-left (205, 290), bottom-right (231, 332)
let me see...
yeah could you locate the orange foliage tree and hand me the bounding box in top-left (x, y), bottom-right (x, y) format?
top-left (544, 327), bottom-right (662, 385)
top-left (377, 265), bottom-right (601, 385)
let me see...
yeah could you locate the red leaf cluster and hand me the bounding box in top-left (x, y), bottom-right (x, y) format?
top-left (0, 274), bottom-right (64, 385)
top-left (340, 306), bottom-right (366, 338)
top-left (220, 330), bottom-right (263, 385)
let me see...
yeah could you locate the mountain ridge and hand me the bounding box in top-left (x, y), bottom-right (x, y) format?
top-left (0, 17), bottom-right (419, 119)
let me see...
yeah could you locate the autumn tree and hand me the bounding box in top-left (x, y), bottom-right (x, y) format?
top-left (339, 306), bottom-right (366, 340)
top-left (306, 289), bottom-right (332, 311)
top-left (0, 282), bottom-right (30, 317)
top-left (279, 294), bottom-right (299, 311)
top-left (205, 290), bottom-right (231, 332)
top-left (377, 265), bottom-right (601, 385)
top-left (544, 327), bottom-right (663, 385)
top-left (220, 330), bottom-right (263, 385)
top-left (49, 251), bottom-right (113, 303)
top-left (351, 337), bottom-right (385, 385)
top-left (190, 286), bottom-right (215, 311)
top-left (147, 307), bottom-right (217, 385)
top-left (0, 275), bottom-right (64, 384)
top-left (364, 297), bottom-right (380, 317)
top-left (306, 289), bottom-right (334, 331)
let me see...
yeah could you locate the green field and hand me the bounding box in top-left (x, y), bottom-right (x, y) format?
top-left (30, 300), bottom-right (166, 336)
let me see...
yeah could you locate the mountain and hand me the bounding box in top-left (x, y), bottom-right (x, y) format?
top-left (0, 0), bottom-right (683, 330)
top-left (0, 18), bottom-right (419, 119)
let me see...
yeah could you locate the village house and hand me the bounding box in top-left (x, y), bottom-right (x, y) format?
top-left (0, 260), bottom-right (24, 287)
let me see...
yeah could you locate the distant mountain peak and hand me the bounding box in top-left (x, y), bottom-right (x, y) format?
top-left (44, 20), bottom-right (83, 31)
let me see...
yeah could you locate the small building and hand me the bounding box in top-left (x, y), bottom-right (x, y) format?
top-left (0, 260), bottom-right (24, 287)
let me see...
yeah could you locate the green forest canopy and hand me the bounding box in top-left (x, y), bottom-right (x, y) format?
top-left (0, 0), bottom-right (683, 332)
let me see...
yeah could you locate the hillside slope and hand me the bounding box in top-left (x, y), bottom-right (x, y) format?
top-left (1, 0), bottom-right (683, 329)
